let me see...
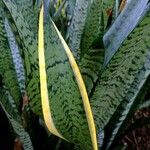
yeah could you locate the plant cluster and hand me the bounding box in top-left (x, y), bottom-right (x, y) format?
top-left (0, 0), bottom-right (150, 149)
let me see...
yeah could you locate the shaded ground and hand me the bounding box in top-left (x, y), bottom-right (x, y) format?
top-left (0, 106), bottom-right (150, 150)
top-left (120, 108), bottom-right (150, 150)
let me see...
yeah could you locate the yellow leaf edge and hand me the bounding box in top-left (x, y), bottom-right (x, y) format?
top-left (52, 19), bottom-right (98, 150)
top-left (38, 5), bottom-right (65, 140)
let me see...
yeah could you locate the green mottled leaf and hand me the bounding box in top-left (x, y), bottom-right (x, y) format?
top-left (1, 0), bottom-right (41, 114)
top-left (80, 48), bottom-right (104, 94)
top-left (14, 0), bottom-right (41, 34)
top-left (103, 0), bottom-right (150, 67)
top-left (80, 0), bottom-right (103, 55)
top-left (79, 0), bottom-right (114, 95)
top-left (0, 8), bottom-right (22, 111)
top-left (90, 11), bottom-right (150, 136)
top-left (67, 0), bottom-right (91, 58)
top-left (104, 53), bottom-right (150, 149)
top-left (5, 18), bottom-right (25, 95)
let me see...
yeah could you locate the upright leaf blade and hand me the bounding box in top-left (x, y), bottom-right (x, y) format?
top-left (67, 0), bottom-right (91, 58)
top-left (90, 10), bottom-right (150, 136)
top-left (80, 48), bottom-right (104, 94)
top-left (104, 48), bottom-right (150, 149)
top-left (66, 0), bottom-right (76, 18)
top-left (5, 18), bottom-right (25, 95)
top-left (38, 5), bottom-right (64, 140)
top-left (0, 8), bottom-right (22, 111)
top-left (103, 0), bottom-right (150, 67)
top-left (52, 20), bottom-right (98, 150)
top-left (38, 3), bottom-right (98, 149)
top-left (14, 0), bottom-right (41, 34)
top-left (80, 0), bottom-right (103, 55)
top-left (79, 0), bottom-right (114, 94)
top-left (1, 0), bottom-right (42, 115)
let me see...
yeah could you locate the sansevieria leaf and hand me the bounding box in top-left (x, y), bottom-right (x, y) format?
top-left (1, 0), bottom-right (42, 116)
top-left (80, 48), bottom-right (104, 94)
top-left (14, 0), bottom-right (40, 34)
top-left (80, 0), bottom-right (114, 54)
top-left (67, 0), bottom-right (91, 58)
top-left (90, 9), bottom-right (150, 140)
top-left (79, 0), bottom-right (114, 94)
top-left (67, 0), bottom-right (76, 18)
top-left (38, 4), bottom-right (98, 149)
top-left (38, 5), bottom-right (64, 140)
top-left (5, 18), bottom-right (25, 95)
top-left (103, 0), bottom-right (150, 67)
top-left (80, 0), bottom-right (103, 55)
top-left (0, 7), bottom-right (22, 111)
top-left (104, 17), bottom-right (150, 148)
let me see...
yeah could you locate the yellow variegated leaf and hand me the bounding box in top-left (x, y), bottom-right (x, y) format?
top-left (38, 3), bottom-right (98, 150)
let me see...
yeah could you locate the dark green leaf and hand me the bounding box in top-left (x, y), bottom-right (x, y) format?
top-left (80, 0), bottom-right (103, 55)
top-left (80, 48), bottom-right (104, 94)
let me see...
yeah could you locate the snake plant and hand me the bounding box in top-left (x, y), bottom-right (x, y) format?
top-left (0, 0), bottom-right (150, 149)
